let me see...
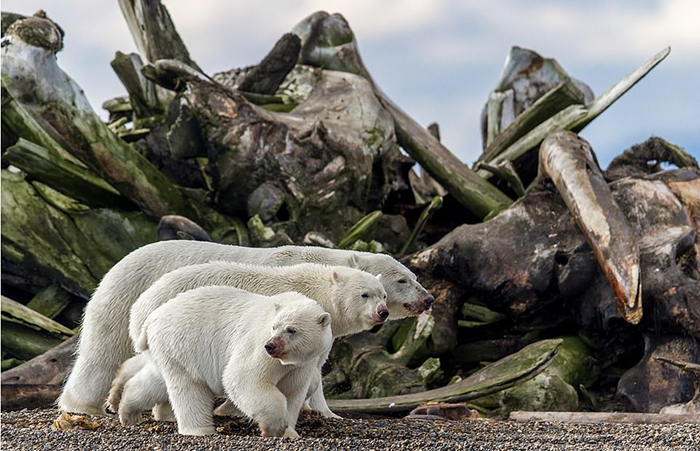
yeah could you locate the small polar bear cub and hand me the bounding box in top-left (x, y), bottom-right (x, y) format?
top-left (124, 286), bottom-right (332, 437)
top-left (108, 262), bottom-right (387, 420)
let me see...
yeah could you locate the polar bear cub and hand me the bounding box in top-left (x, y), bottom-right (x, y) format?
top-left (59, 240), bottom-right (432, 416)
top-left (108, 262), bottom-right (387, 419)
top-left (123, 286), bottom-right (332, 437)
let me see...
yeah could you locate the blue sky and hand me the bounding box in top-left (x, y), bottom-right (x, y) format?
top-left (4, 0), bottom-right (699, 166)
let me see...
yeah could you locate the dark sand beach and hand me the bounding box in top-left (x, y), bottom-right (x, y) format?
top-left (2, 408), bottom-right (699, 451)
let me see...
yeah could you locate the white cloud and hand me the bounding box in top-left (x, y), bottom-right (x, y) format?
top-left (297, 0), bottom-right (444, 40)
top-left (455, 0), bottom-right (700, 64)
top-left (163, 0), bottom-right (446, 71)
top-left (2, 0), bottom-right (697, 163)
top-left (399, 91), bottom-right (487, 163)
top-left (7, 1), bottom-right (697, 70)
top-left (3, 1), bottom-right (136, 52)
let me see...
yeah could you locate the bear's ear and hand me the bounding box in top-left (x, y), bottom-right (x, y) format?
top-left (376, 274), bottom-right (382, 281)
top-left (331, 270), bottom-right (340, 284)
top-left (349, 254), bottom-right (366, 269)
top-left (273, 303), bottom-right (282, 313)
top-left (317, 312), bottom-right (331, 328)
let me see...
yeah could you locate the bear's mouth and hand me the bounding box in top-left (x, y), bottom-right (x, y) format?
top-left (264, 338), bottom-right (285, 359)
top-left (371, 312), bottom-right (389, 325)
top-left (403, 302), bottom-right (426, 315)
top-left (370, 306), bottom-right (390, 325)
top-left (403, 295), bottom-right (435, 315)
top-left (267, 348), bottom-right (284, 359)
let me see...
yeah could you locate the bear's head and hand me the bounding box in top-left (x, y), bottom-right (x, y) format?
top-left (349, 254), bottom-right (433, 319)
top-left (328, 266), bottom-right (389, 335)
top-left (264, 294), bottom-right (332, 366)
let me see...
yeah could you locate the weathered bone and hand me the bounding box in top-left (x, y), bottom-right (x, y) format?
top-left (291, 11), bottom-right (513, 219)
top-left (540, 131), bottom-right (642, 324)
top-left (327, 339), bottom-right (561, 414)
top-left (1, 13), bottom-right (189, 218)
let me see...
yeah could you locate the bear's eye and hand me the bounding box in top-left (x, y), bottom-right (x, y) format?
top-left (398, 279), bottom-right (408, 284)
top-left (286, 327), bottom-right (297, 335)
top-left (361, 293), bottom-right (369, 298)
top-left (383, 294), bottom-right (387, 299)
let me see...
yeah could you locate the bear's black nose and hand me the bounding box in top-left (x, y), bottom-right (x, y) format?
top-left (378, 307), bottom-right (389, 321)
top-left (423, 295), bottom-right (435, 307)
top-left (264, 343), bottom-right (277, 354)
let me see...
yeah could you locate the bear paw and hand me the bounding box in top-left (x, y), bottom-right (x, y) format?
top-left (119, 410), bottom-right (143, 427)
top-left (152, 403), bottom-right (176, 422)
top-left (283, 427), bottom-right (300, 438)
top-left (178, 425), bottom-right (216, 436)
top-left (259, 422), bottom-right (288, 437)
top-left (214, 400), bottom-right (243, 417)
top-left (58, 393), bottom-right (107, 417)
top-left (105, 392), bottom-right (121, 414)
top-left (320, 409), bottom-right (342, 420)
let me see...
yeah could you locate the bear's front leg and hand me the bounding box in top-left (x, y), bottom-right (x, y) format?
top-left (278, 365), bottom-right (317, 436)
top-left (164, 376), bottom-right (216, 436)
top-left (224, 369), bottom-right (288, 437)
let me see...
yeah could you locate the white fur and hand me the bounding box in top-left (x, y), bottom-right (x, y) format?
top-left (59, 241), bottom-right (430, 415)
top-left (119, 286), bottom-right (332, 437)
top-left (130, 262), bottom-right (387, 345)
top-left (113, 262), bottom-right (386, 419)
top-left (106, 352), bottom-right (150, 415)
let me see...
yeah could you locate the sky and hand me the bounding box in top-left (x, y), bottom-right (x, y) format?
top-left (3, 0), bottom-right (699, 167)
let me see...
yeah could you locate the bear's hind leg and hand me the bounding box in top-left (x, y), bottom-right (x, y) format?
top-left (306, 371), bottom-right (341, 419)
top-left (59, 277), bottom-right (140, 415)
top-left (214, 399), bottom-right (244, 417)
top-left (118, 360), bottom-right (169, 426)
top-left (152, 402), bottom-right (176, 422)
top-left (278, 366), bottom-right (316, 437)
top-left (304, 344), bottom-right (340, 419)
top-left (107, 353), bottom-right (148, 413)
top-left (59, 322), bottom-right (132, 415)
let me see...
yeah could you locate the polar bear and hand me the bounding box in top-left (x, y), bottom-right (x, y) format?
top-left (59, 241), bottom-right (432, 415)
top-left (108, 261), bottom-right (386, 419)
top-left (121, 286), bottom-right (332, 437)
top-left (128, 262), bottom-right (388, 344)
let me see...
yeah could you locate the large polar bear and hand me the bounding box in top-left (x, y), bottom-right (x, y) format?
top-left (109, 262), bottom-right (387, 420)
top-left (124, 286), bottom-right (333, 437)
top-left (59, 241), bottom-right (433, 415)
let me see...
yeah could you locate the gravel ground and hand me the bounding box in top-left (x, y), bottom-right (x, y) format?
top-left (2, 408), bottom-right (699, 451)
